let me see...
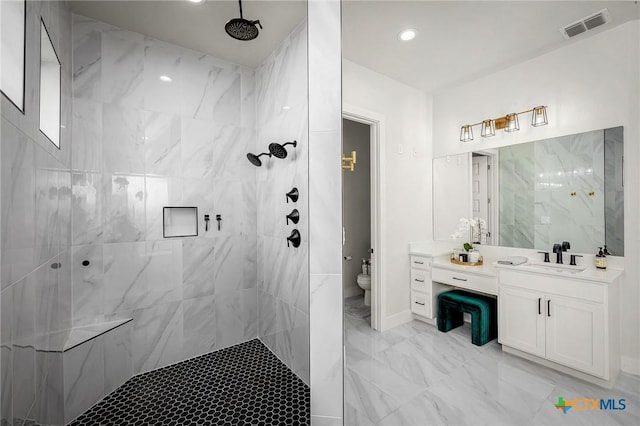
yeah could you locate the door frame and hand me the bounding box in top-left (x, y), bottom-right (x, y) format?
top-left (473, 149), bottom-right (499, 246)
top-left (342, 104), bottom-right (385, 331)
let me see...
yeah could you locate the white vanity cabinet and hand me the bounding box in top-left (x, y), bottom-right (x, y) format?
top-left (498, 268), bottom-right (618, 384)
top-left (410, 255), bottom-right (433, 319)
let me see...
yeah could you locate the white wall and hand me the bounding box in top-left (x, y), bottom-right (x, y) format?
top-left (432, 21), bottom-right (640, 374)
top-left (343, 60), bottom-right (432, 328)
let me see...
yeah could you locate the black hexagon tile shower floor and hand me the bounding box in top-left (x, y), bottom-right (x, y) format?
top-left (71, 339), bottom-right (310, 425)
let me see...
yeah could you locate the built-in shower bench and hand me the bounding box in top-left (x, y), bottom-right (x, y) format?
top-left (31, 319), bottom-right (133, 425)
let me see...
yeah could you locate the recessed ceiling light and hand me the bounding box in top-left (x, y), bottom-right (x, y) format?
top-left (159, 75), bottom-right (173, 83)
top-left (188, 0), bottom-right (206, 4)
top-left (398, 29), bottom-right (417, 41)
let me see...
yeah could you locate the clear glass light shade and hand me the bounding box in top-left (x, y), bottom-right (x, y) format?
top-left (460, 125), bottom-right (474, 142)
top-left (480, 119), bottom-right (495, 137)
top-left (505, 113), bottom-right (520, 132)
top-left (531, 106), bottom-right (548, 127)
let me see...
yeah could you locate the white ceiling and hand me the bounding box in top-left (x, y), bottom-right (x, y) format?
top-left (69, 1), bottom-right (640, 92)
top-left (69, 0), bottom-right (307, 68)
top-left (343, 1), bottom-right (640, 93)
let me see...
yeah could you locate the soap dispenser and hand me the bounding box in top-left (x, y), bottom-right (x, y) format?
top-left (595, 247), bottom-right (607, 270)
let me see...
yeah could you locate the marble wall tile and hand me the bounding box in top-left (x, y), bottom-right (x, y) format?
top-left (183, 295), bottom-right (216, 359)
top-left (240, 67), bottom-right (256, 130)
top-left (144, 176), bottom-right (182, 241)
top-left (211, 126), bottom-right (254, 181)
top-left (103, 241), bottom-right (182, 314)
top-left (101, 29), bottom-right (144, 108)
top-left (56, 169), bottom-right (72, 252)
top-left (72, 14), bottom-right (106, 102)
top-left (34, 147), bottom-right (59, 266)
top-left (181, 118), bottom-right (216, 181)
top-left (71, 98), bottom-right (102, 172)
top-left (182, 238), bottom-right (216, 300)
top-left (143, 111), bottom-right (181, 176)
top-left (63, 337), bottom-right (104, 423)
top-left (213, 236), bottom-right (252, 294)
top-left (1, 119), bottom-right (35, 289)
top-left (0, 286), bottom-right (13, 425)
top-left (107, 300), bottom-right (183, 374)
top-left (103, 322), bottom-right (133, 395)
top-left (71, 244), bottom-right (104, 326)
top-left (103, 173), bottom-right (146, 243)
top-left (34, 350), bottom-right (64, 425)
top-left (309, 274), bottom-right (343, 418)
top-left (143, 38), bottom-right (182, 116)
top-left (215, 288), bottom-right (257, 350)
top-left (12, 345), bottom-right (36, 424)
top-left (102, 104), bottom-right (144, 174)
top-left (180, 53), bottom-right (240, 125)
top-left (258, 290), bottom-right (277, 339)
top-left (71, 172), bottom-right (102, 245)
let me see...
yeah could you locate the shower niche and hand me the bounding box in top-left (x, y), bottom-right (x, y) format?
top-left (163, 207), bottom-right (198, 238)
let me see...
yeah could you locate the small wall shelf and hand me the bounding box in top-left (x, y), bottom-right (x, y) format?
top-left (163, 207), bottom-right (198, 238)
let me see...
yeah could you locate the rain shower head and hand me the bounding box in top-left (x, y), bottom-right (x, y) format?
top-left (225, 0), bottom-right (262, 41)
top-left (246, 152), bottom-right (271, 167)
top-left (268, 140), bottom-right (297, 159)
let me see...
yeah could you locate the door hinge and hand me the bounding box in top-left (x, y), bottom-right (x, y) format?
top-left (488, 197), bottom-right (491, 204)
top-left (488, 164), bottom-right (491, 170)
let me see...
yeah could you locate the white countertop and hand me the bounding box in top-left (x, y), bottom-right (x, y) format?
top-left (494, 261), bottom-right (623, 284)
top-left (431, 255), bottom-right (498, 277)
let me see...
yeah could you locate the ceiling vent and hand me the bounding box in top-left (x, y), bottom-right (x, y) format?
top-left (560, 8), bottom-right (611, 40)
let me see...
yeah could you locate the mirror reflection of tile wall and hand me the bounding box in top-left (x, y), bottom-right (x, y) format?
top-left (498, 128), bottom-right (623, 254)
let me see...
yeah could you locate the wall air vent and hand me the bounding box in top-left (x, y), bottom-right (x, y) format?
top-left (560, 8), bottom-right (611, 39)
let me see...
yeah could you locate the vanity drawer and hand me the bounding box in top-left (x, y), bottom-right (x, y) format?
top-left (410, 269), bottom-right (430, 292)
top-left (410, 256), bottom-right (431, 270)
top-left (432, 267), bottom-right (498, 295)
top-left (411, 290), bottom-right (432, 318)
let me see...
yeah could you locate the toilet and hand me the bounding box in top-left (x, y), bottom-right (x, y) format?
top-left (357, 270), bottom-right (372, 306)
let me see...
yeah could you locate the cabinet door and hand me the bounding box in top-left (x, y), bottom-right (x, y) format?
top-left (545, 294), bottom-right (606, 378)
top-left (499, 286), bottom-right (545, 358)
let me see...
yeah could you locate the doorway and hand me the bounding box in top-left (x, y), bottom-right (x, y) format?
top-left (342, 119), bottom-right (372, 323)
top-left (472, 151), bottom-right (498, 245)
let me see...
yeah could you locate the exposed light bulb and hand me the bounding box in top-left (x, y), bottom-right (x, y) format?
top-left (398, 29), bottom-right (417, 41)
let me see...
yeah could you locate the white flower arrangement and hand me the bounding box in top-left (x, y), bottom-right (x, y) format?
top-left (450, 217), bottom-right (487, 251)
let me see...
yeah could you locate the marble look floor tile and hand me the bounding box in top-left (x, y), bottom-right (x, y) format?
top-left (343, 304), bottom-right (640, 426)
top-left (348, 357), bottom-right (427, 403)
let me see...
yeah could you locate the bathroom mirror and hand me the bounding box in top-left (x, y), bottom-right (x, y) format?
top-left (0, 0), bottom-right (26, 111)
top-left (39, 19), bottom-right (61, 148)
top-left (433, 127), bottom-right (624, 255)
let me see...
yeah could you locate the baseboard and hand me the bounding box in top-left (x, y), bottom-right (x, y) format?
top-left (380, 309), bottom-right (413, 332)
top-left (621, 355), bottom-right (640, 375)
top-left (343, 286), bottom-right (363, 299)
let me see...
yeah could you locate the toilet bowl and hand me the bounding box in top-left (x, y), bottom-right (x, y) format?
top-left (357, 273), bottom-right (371, 306)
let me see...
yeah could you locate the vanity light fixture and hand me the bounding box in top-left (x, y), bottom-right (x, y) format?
top-left (480, 119), bottom-right (495, 138)
top-left (459, 105), bottom-right (548, 142)
top-left (504, 113), bottom-right (519, 132)
top-left (460, 125), bottom-right (473, 142)
top-left (531, 105), bottom-right (548, 127)
top-left (398, 29), bottom-right (417, 41)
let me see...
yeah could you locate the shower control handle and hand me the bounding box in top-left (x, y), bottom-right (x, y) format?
top-left (286, 187), bottom-right (299, 203)
top-left (286, 229), bottom-right (301, 248)
top-left (286, 209), bottom-right (300, 225)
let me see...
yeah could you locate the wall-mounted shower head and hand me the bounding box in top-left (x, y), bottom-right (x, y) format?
top-left (246, 152), bottom-right (271, 167)
top-left (268, 140), bottom-right (297, 159)
top-left (225, 0), bottom-right (262, 41)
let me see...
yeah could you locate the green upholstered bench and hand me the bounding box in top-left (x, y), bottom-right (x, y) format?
top-left (437, 290), bottom-right (497, 346)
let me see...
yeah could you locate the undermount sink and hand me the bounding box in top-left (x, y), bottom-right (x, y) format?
top-left (525, 262), bottom-right (586, 274)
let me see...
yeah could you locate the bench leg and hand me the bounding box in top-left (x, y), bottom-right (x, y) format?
top-left (437, 299), bottom-right (464, 333)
